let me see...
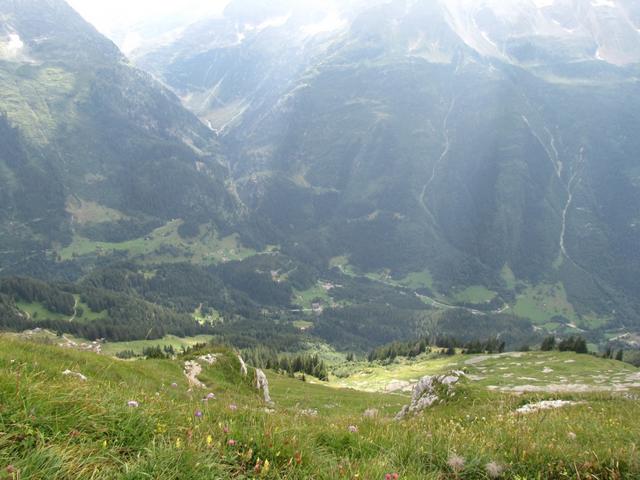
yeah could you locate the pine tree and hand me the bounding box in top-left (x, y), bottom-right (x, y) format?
top-left (541, 335), bottom-right (556, 351)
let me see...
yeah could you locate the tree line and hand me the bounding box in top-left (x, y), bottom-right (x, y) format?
top-left (367, 335), bottom-right (506, 362)
top-left (243, 346), bottom-right (329, 381)
top-left (0, 277), bottom-right (75, 316)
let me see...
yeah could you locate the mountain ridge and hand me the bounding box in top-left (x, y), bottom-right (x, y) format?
top-left (0, 0), bottom-right (245, 277)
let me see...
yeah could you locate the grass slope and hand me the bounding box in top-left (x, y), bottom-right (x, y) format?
top-left (1, 338), bottom-right (639, 479)
top-left (59, 221), bottom-right (256, 265)
top-left (333, 351), bottom-right (640, 394)
top-left (15, 296), bottom-right (106, 324)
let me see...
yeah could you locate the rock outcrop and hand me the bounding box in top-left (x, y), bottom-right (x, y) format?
top-left (395, 370), bottom-right (465, 420)
top-left (184, 360), bottom-right (206, 389)
top-left (199, 354), bottom-right (219, 365)
top-left (255, 368), bottom-right (274, 405)
top-left (62, 370), bottom-right (87, 381)
top-left (515, 400), bottom-right (584, 414)
top-left (237, 354), bottom-right (248, 377)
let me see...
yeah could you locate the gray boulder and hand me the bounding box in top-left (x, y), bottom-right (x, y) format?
top-left (395, 370), bottom-right (465, 420)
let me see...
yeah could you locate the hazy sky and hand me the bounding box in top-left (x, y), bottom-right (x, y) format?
top-left (67, 0), bottom-right (231, 35)
top-left (67, 0), bottom-right (231, 52)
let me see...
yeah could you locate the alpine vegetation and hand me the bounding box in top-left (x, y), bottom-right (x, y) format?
top-left (0, 0), bottom-right (639, 478)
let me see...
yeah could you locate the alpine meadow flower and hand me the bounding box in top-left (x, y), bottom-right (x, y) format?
top-left (348, 425), bottom-right (358, 433)
top-left (227, 439), bottom-right (236, 446)
top-left (194, 410), bottom-right (203, 418)
top-left (127, 400), bottom-right (139, 408)
top-left (447, 453), bottom-right (465, 472)
top-left (485, 461), bottom-right (503, 478)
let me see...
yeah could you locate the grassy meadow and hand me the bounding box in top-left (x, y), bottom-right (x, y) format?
top-left (59, 220), bottom-right (256, 265)
top-left (1, 336), bottom-right (639, 479)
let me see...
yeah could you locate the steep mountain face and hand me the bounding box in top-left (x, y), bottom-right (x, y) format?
top-left (0, 0), bottom-right (241, 274)
top-left (134, 0), bottom-right (382, 134)
top-left (137, 0), bottom-right (640, 329)
top-left (438, 0), bottom-right (640, 67)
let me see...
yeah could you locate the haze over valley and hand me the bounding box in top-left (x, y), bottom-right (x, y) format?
top-left (1, 1), bottom-right (640, 477)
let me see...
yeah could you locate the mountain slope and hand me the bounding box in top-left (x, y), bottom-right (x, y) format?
top-left (137, 0), bottom-right (640, 332)
top-left (0, 336), bottom-right (638, 478)
top-left (0, 0), bottom-right (241, 275)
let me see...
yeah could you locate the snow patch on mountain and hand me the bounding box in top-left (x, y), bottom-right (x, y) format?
top-left (300, 11), bottom-right (347, 38)
top-left (407, 34), bottom-right (454, 63)
top-left (433, 0), bottom-right (639, 65)
top-left (244, 14), bottom-right (291, 34)
top-left (591, 0), bottom-right (616, 8)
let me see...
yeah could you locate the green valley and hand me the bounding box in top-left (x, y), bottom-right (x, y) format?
top-left (1, 1), bottom-right (640, 477)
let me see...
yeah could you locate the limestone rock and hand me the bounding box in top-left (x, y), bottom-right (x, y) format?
top-left (184, 360), bottom-right (206, 389)
top-left (395, 371), bottom-right (465, 420)
top-left (199, 354), bottom-right (219, 365)
top-left (255, 368), bottom-right (274, 405)
top-left (237, 353), bottom-right (248, 377)
top-left (62, 370), bottom-right (87, 381)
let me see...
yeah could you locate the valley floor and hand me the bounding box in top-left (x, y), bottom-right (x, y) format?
top-left (0, 337), bottom-right (638, 479)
